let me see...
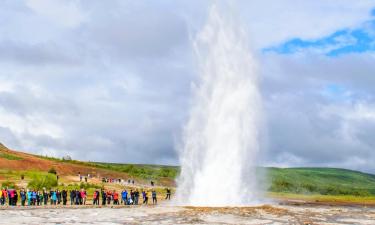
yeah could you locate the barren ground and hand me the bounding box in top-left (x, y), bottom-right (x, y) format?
top-left (0, 203), bottom-right (374, 225)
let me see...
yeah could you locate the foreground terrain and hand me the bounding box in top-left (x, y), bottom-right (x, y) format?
top-left (0, 203), bottom-right (374, 225)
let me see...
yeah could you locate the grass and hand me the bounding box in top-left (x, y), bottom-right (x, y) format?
top-left (36, 154), bottom-right (179, 180)
top-left (0, 152), bottom-right (23, 160)
top-left (265, 167), bottom-right (375, 196)
top-left (88, 162), bottom-right (179, 180)
top-left (268, 192), bottom-right (375, 204)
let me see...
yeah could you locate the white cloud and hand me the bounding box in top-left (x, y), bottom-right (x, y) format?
top-left (241, 0), bottom-right (375, 47)
top-left (25, 0), bottom-right (86, 28)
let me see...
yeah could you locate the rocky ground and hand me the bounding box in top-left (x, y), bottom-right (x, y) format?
top-left (0, 203), bottom-right (374, 225)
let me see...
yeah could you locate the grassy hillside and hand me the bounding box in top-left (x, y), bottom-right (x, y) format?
top-left (266, 167), bottom-right (375, 196)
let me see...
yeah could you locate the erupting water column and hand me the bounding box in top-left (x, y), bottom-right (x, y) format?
top-left (177, 5), bottom-right (262, 206)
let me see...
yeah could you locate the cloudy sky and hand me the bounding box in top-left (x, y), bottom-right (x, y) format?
top-left (1, 0), bottom-right (375, 172)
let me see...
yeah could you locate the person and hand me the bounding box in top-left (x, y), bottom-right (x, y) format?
top-left (165, 188), bottom-right (171, 200)
top-left (0, 188), bottom-right (3, 205)
top-left (56, 189), bottom-right (61, 204)
top-left (32, 190), bottom-right (37, 205)
top-left (106, 190), bottom-right (112, 205)
top-left (113, 190), bottom-right (119, 205)
top-left (49, 189), bottom-right (54, 205)
top-left (101, 189), bottom-right (107, 206)
top-left (81, 189), bottom-right (86, 205)
top-left (8, 189), bottom-right (14, 206)
top-left (43, 189), bottom-right (49, 205)
top-left (62, 189), bottom-right (67, 205)
top-left (121, 190), bottom-right (127, 205)
top-left (130, 190), bottom-right (134, 205)
top-left (75, 190), bottom-right (80, 205)
top-left (13, 189), bottom-right (18, 206)
top-left (36, 191), bottom-right (41, 205)
top-left (20, 189), bottom-right (26, 206)
top-left (142, 190), bottom-right (148, 204)
top-left (51, 190), bottom-right (57, 205)
top-left (92, 190), bottom-right (97, 205)
top-left (38, 191), bottom-right (44, 206)
top-left (70, 190), bottom-right (75, 205)
top-left (0, 188), bottom-right (7, 206)
top-left (27, 189), bottom-right (32, 206)
top-left (92, 190), bottom-right (99, 205)
top-left (152, 190), bottom-right (157, 205)
top-left (134, 189), bottom-right (139, 205)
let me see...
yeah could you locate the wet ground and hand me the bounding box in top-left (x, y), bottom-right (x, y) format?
top-left (0, 203), bottom-right (374, 224)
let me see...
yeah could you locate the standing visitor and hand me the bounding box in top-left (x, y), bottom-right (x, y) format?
top-left (20, 189), bottom-right (26, 206)
top-left (38, 191), bottom-right (44, 206)
top-left (56, 189), bottom-right (62, 204)
top-left (27, 189), bottom-right (32, 205)
top-left (52, 190), bottom-right (57, 205)
top-left (130, 190), bottom-right (134, 205)
top-left (106, 190), bottom-right (112, 205)
top-left (81, 189), bottom-right (86, 205)
top-left (43, 189), bottom-right (49, 205)
top-left (8, 189), bottom-right (13, 206)
top-left (36, 191), bottom-right (41, 205)
top-left (49, 189), bottom-right (54, 205)
top-left (134, 189), bottom-right (139, 205)
top-left (113, 190), bottom-right (119, 205)
top-left (165, 188), bottom-right (171, 200)
top-left (62, 189), bottom-right (67, 205)
top-left (121, 190), bottom-right (127, 205)
top-left (2, 189), bottom-right (7, 206)
top-left (142, 190), bottom-right (148, 204)
top-left (101, 189), bottom-right (106, 205)
top-left (75, 190), bottom-right (81, 205)
top-left (32, 190), bottom-right (37, 205)
top-left (0, 188), bottom-right (3, 205)
top-left (70, 190), bottom-right (75, 205)
top-left (13, 190), bottom-right (18, 206)
top-left (152, 190), bottom-right (157, 205)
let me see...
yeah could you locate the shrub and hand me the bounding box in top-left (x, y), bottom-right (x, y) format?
top-left (28, 173), bottom-right (58, 190)
top-left (1, 180), bottom-right (17, 189)
top-left (48, 167), bottom-right (57, 174)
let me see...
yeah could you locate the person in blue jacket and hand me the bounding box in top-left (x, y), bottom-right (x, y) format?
top-left (121, 189), bottom-right (128, 205)
top-left (51, 190), bottom-right (57, 205)
top-left (27, 190), bottom-right (32, 206)
top-left (20, 189), bottom-right (26, 206)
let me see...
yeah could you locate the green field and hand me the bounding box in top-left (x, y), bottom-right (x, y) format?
top-left (265, 167), bottom-right (375, 196)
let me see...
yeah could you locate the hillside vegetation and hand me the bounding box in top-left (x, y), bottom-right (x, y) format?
top-left (266, 167), bottom-right (375, 196)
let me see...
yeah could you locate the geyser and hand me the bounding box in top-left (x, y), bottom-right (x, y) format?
top-left (177, 5), bottom-right (262, 206)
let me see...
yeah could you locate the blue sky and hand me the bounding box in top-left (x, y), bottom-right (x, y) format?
top-left (264, 10), bottom-right (375, 56)
top-left (1, 0), bottom-right (375, 172)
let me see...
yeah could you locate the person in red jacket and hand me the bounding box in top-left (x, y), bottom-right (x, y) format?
top-left (113, 190), bottom-right (119, 205)
top-left (1, 189), bottom-right (8, 205)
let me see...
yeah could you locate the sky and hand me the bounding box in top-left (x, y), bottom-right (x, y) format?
top-left (0, 0), bottom-right (375, 172)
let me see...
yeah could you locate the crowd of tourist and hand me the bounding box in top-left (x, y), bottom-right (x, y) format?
top-left (0, 187), bottom-right (171, 207)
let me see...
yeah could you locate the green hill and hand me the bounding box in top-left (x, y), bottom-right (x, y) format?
top-left (266, 167), bottom-right (375, 196)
